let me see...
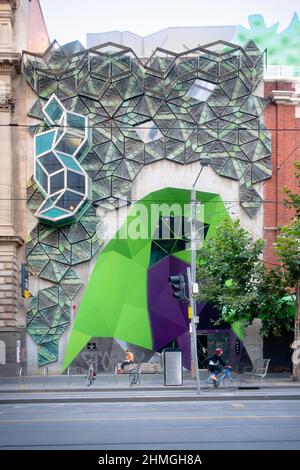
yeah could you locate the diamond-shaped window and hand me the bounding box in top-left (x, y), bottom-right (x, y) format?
top-left (186, 79), bottom-right (216, 101)
top-left (39, 151), bottom-right (63, 175)
top-left (35, 161), bottom-right (48, 194)
top-left (55, 133), bottom-right (83, 156)
top-left (55, 190), bottom-right (84, 212)
top-left (43, 95), bottom-right (64, 124)
top-left (135, 121), bottom-right (163, 144)
top-left (67, 171), bottom-right (86, 195)
top-left (50, 171), bottom-right (65, 194)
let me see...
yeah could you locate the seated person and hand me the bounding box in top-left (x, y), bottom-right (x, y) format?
top-left (120, 349), bottom-right (135, 372)
top-left (206, 348), bottom-right (230, 385)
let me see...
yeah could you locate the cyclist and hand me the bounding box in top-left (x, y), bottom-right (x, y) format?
top-left (85, 361), bottom-right (96, 386)
top-left (206, 348), bottom-right (231, 387)
top-left (120, 349), bottom-right (135, 373)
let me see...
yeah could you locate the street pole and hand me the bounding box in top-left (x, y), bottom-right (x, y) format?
top-left (188, 158), bottom-right (209, 395)
top-left (187, 266), bottom-right (201, 395)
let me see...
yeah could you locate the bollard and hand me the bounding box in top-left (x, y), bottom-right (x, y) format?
top-left (67, 367), bottom-right (72, 385)
top-left (19, 367), bottom-right (25, 387)
top-left (43, 366), bottom-right (49, 386)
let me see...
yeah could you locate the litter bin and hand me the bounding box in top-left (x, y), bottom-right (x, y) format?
top-left (163, 348), bottom-right (182, 386)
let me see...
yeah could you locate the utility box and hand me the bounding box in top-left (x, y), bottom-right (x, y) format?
top-left (163, 348), bottom-right (183, 386)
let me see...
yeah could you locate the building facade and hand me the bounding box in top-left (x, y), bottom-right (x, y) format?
top-left (0, 0), bottom-right (49, 375)
top-left (0, 5), bottom-right (299, 375)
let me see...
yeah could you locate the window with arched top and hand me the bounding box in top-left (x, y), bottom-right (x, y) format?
top-left (0, 340), bottom-right (6, 364)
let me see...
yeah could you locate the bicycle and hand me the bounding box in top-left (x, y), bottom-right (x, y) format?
top-left (206, 366), bottom-right (233, 389)
top-left (85, 362), bottom-right (96, 387)
top-left (129, 363), bottom-right (141, 386)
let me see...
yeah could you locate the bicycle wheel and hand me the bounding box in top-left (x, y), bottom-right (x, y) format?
top-left (129, 370), bottom-right (139, 386)
top-left (85, 375), bottom-right (93, 387)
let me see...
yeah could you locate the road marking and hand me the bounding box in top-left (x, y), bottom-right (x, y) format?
top-left (232, 404), bottom-right (245, 408)
top-left (0, 415), bottom-right (300, 424)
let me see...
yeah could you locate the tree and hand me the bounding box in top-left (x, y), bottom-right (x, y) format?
top-left (197, 218), bottom-right (293, 337)
top-left (275, 163), bottom-right (300, 380)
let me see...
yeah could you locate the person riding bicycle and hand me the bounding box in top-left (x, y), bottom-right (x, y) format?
top-left (206, 348), bottom-right (231, 387)
top-left (120, 349), bottom-right (135, 372)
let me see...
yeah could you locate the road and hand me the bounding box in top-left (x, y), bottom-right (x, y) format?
top-left (1, 399), bottom-right (300, 450)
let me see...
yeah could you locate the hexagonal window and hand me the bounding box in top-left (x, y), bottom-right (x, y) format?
top-left (186, 79), bottom-right (216, 101)
top-left (135, 121), bottom-right (163, 144)
top-left (39, 151), bottom-right (63, 175)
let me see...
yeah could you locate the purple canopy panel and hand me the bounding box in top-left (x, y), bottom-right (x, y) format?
top-left (147, 255), bottom-right (190, 351)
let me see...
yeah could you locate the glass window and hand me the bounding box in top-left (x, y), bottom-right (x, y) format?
top-left (50, 171), bottom-right (65, 194)
top-left (55, 190), bottom-right (83, 211)
top-left (44, 96), bottom-right (64, 124)
top-left (186, 79), bottom-right (216, 101)
top-left (67, 171), bottom-right (86, 194)
top-left (36, 161), bottom-right (48, 193)
top-left (42, 207), bottom-right (69, 219)
top-left (135, 121), bottom-right (163, 144)
top-left (66, 112), bottom-right (86, 137)
top-left (56, 133), bottom-right (82, 155)
top-left (35, 130), bottom-right (56, 156)
top-left (56, 152), bottom-right (83, 172)
top-left (39, 152), bottom-right (63, 174)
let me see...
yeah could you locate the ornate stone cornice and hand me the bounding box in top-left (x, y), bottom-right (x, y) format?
top-left (271, 89), bottom-right (300, 106)
top-left (0, 235), bottom-right (24, 246)
top-left (3, 1), bottom-right (20, 9)
top-left (0, 52), bottom-right (21, 75)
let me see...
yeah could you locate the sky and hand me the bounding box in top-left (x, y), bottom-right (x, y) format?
top-left (39, 0), bottom-right (300, 46)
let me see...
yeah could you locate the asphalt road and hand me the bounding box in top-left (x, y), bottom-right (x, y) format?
top-left (1, 399), bottom-right (300, 450)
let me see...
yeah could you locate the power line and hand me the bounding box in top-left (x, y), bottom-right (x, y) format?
top-left (1, 123), bottom-right (300, 131)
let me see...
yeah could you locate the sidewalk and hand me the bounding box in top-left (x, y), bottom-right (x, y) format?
top-left (1, 371), bottom-right (300, 390)
top-left (1, 372), bottom-right (300, 404)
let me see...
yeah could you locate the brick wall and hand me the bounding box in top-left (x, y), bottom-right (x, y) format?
top-left (263, 80), bottom-right (300, 268)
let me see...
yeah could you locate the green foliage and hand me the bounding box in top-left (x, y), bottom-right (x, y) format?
top-left (276, 162), bottom-right (300, 286)
top-left (283, 162), bottom-right (300, 218)
top-left (276, 218), bottom-right (300, 285)
top-left (234, 13), bottom-right (300, 66)
top-left (197, 218), bottom-right (293, 336)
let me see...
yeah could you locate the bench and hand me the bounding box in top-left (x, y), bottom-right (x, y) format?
top-left (116, 362), bottom-right (161, 374)
top-left (243, 358), bottom-right (271, 382)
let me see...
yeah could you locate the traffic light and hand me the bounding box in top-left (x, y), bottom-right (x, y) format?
top-left (168, 273), bottom-right (186, 301)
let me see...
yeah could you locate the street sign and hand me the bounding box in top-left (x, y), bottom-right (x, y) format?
top-left (188, 305), bottom-right (192, 319)
top-left (192, 283), bottom-right (199, 295)
top-left (87, 343), bottom-right (96, 350)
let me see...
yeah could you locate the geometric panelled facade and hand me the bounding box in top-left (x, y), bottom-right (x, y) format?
top-left (23, 39), bottom-right (272, 366)
top-left (25, 205), bottom-right (101, 366)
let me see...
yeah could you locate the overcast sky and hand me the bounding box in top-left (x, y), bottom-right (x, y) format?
top-left (39, 0), bottom-right (300, 46)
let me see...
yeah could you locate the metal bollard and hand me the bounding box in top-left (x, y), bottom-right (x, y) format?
top-left (19, 367), bottom-right (25, 387)
top-left (43, 366), bottom-right (49, 386)
top-left (67, 367), bottom-right (72, 385)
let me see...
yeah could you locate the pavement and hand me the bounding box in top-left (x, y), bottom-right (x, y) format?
top-left (1, 371), bottom-right (300, 403)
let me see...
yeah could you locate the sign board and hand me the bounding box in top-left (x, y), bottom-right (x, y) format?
top-left (188, 305), bottom-right (193, 319)
top-left (192, 283), bottom-right (199, 295)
